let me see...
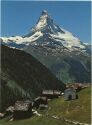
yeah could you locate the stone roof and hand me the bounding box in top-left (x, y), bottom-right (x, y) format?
top-left (14, 100), bottom-right (32, 111)
top-left (42, 90), bottom-right (54, 95)
top-left (64, 87), bottom-right (76, 93)
top-left (42, 90), bottom-right (61, 95)
top-left (34, 97), bottom-right (47, 101)
top-left (53, 90), bottom-right (61, 95)
top-left (6, 106), bottom-right (15, 112)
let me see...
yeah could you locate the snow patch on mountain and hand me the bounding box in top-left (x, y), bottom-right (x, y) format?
top-left (50, 32), bottom-right (85, 49)
top-left (28, 31), bottom-right (43, 42)
top-left (1, 36), bottom-right (23, 44)
top-left (1, 31), bottom-right (43, 45)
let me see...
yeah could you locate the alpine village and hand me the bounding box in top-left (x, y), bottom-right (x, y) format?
top-left (0, 9), bottom-right (91, 125)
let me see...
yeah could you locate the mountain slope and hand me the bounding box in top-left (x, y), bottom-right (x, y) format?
top-left (23, 10), bottom-right (91, 83)
top-left (25, 45), bottom-right (91, 83)
top-left (1, 45), bottom-right (65, 112)
top-left (1, 10), bottom-right (91, 83)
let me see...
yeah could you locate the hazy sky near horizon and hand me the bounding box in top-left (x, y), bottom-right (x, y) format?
top-left (1, 1), bottom-right (91, 43)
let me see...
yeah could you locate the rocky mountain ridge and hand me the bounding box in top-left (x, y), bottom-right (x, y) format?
top-left (1, 10), bottom-right (91, 83)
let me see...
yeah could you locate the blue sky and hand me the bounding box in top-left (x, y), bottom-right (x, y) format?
top-left (1, 1), bottom-right (91, 43)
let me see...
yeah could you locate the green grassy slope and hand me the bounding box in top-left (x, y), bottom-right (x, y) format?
top-left (0, 116), bottom-right (75, 125)
top-left (0, 87), bottom-right (91, 125)
top-left (1, 45), bottom-right (65, 112)
top-left (47, 87), bottom-right (91, 124)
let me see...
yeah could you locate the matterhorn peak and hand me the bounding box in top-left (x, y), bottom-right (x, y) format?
top-left (1, 10), bottom-right (87, 51)
top-left (41, 10), bottom-right (48, 15)
top-left (31, 10), bottom-right (54, 33)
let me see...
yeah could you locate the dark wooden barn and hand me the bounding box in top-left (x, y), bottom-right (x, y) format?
top-left (64, 87), bottom-right (78, 101)
top-left (33, 97), bottom-right (47, 109)
top-left (13, 100), bottom-right (32, 119)
top-left (42, 90), bottom-right (61, 99)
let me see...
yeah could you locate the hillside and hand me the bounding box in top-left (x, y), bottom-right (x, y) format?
top-left (47, 87), bottom-right (91, 124)
top-left (25, 46), bottom-right (91, 83)
top-left (0, 87), bottom-right (91, 125)
top-left (1, 45), bottom-right (65, 112)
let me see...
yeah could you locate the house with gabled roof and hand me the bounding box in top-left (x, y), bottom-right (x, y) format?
top-left (64, 87), bottom-right (78, 101)
top-left (42, 90), bottom-right (61, 99)
top-left (13, 100), bottom-right (32, 119)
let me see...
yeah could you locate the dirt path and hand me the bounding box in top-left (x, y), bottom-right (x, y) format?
top-left (32, 108), bottom-right (90, 125)
top-left (51, 115), bottom-right (90, 125)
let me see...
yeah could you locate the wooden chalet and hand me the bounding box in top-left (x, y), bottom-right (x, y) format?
top-left (66, 83), bottom-right (83, 92)
top-left (33, 97), bottom-right (47, 109)
top-left (64, 87), bottom-right (78, 101)
top-left (42, 90), bottom-right (61, 99)
top-left (13, 100), bottom-right (32, 119)
top-left (66, 83), bottom-right (90, 91)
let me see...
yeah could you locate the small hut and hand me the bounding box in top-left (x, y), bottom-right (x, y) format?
top-left (6, 106), bottom-right (15, 116)
top-left (13, 100), bottom-right (32, 119)
top-left (64, 87), bottom-right (78, 101)
top-left (42, 90), bottom-right (61, 99)
top-left (33, 97), bottom-right (47, 109)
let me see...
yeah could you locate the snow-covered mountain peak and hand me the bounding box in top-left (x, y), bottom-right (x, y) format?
top-left (31, 10), bottom-right (54, 33)
top-left (41, 10), bottom-right (48, 15)
top-left (25, 10), bottom-right (85, 50)
top-left (1, 10), bottom-right (89, 52)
